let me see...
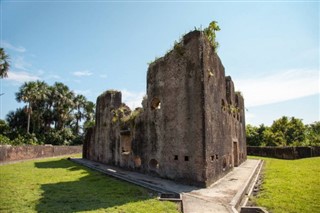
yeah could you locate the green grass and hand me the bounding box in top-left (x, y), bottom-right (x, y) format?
top-left (0, 156), bottom-right (179, 213)
top-left (249, 156), bottom-right (320, 213)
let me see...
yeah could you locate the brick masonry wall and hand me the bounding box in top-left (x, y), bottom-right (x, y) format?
top-left (0, 145), bottom-right (82, 162)
top-left (247, 146), bottom-right (320, 159)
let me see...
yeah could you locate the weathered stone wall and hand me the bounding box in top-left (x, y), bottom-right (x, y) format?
top-left (0, 145), bottom-right (82, 163)
top-left (247, 146), bottom-right (320, 159)
top-left (200, 31), bottom-right (246, 186)
top-left (86, 91), bottom-right (122, 164)
top-left (84, 30), bottom-right (247, 187)
top-left (145, 30), bottom-right (205, 185)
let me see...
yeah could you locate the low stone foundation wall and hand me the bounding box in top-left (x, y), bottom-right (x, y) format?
top-left (247, 146), bottom-right (320, 159)
top-left (0, 145), bottom-right (82, 163)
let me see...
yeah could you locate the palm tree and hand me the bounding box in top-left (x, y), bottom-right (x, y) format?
top-left (42, 85), bottom-right (55, 131)
top-left (31, 81), bottom-right (49, 133)
top-left (84, 101), bottom-right (95, 123)
top-left (73, 94), bottom-right (87, 135)
top-left (6, 108), bottom-right (29, 133)
top-left (83, 101), bottom-right (95, 130)
top-left (0, 48), bottom-right (10, 78)
top-left (15, 80), bottom-right (48, 133)
top-left (52, 82), bottom-right (75, 130)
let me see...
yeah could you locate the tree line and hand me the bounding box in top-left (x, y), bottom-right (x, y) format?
top-left (246, 116), bottom-right (320, 147)
top-left (0, 80), bottom-right (95, 145)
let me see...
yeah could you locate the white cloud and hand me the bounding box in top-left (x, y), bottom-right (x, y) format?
top-left (6, 71), bottom-right (40, 83)
top-left (47, 74), bottom-right (61, 79)
top-left (13, 56), bottom-right (32, 71)
top-left (235, 69), bottom-right (319, 107)
top-left (74, 89), bottom-right (91, 96)
top-left (1, 40), bottom-right (26, 53)
top-left (72, 70), bottom-right (93, 77)
top-left (121, 89), bottom-right (145, 109)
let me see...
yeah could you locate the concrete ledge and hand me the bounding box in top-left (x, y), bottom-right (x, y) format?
top-left (230, 160), bottom-right (263, 212)
top-left (241, 206), bottom-right (268, 213)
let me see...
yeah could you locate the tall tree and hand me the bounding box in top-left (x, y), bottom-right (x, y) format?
top-left (73, 94), bottom-right (87, 134)
top-left (16, 81), bottom-right (37, 133)
top-left (271, 116), bottom-right (305, 146)
top-left (15, 81), bottom-right (49, 133)
top-left (51, 82), bottom-right (75, 130)
top-left (6, 80), bottom-right (95, 145)
top-left (83, 100), bottom-right (95, 129)
top-left (305, 121), bottom-right (320, 146)
top-left (246, 124), bottom-right (269, 146)
top-left (6, 108), bottom-right (29, 135)
top-left (0, 48), bottom-right (10, 78)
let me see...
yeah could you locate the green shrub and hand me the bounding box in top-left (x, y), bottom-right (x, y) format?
top-left (0, 134), bottom-right (11, 145)
top-left (45, 128), bottom-right (75, 145)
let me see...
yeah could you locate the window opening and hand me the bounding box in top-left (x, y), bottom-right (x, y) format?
top-left (184, 156), bottom-right (189, 161)
top-left (222, 157), bottom-right (227, 171)
top-left (149, 159), bottom-right (159, 170)
top-left (151, 98), bottom-right (161, 110)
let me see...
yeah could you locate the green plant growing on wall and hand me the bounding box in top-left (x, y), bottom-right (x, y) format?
top-left (173, 40), bottom-right (185, 56)
top-left (230, 105), bottom-right (240, 114)
top-left (111, 106), bottom-right (143, 131)
top-left (208, 69), bottom-right (215, 78)
top-left (204, 21), bottom-right (221, 52)
top-left (235, 91), bottom-right (243, 97)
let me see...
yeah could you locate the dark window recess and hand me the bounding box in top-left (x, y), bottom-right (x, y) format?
top-left (149, 159), bottom-right (159, 170)
top-left (184, 156), bottom-right (189, 161)
top-left (174, 155), bottom-right (178, 160)
top-left (151, 97), bottom-right (161, 110)
top-left (215, 154), bottom-right (219, 159)
top-left (223, 157), bottom-right (227, 170)
top-left (221, 99), bottom-right (226, 111)
top-left (210, 156), bottom-right (214, 161)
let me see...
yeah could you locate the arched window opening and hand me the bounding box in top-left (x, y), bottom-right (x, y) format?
top-left (151, 97), bottom-right (161, 110)
top-left (149, 159), bottom-right (159, 170)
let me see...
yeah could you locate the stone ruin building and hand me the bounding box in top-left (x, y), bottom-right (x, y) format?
top-left (83, 30), bottom-right (246, 187)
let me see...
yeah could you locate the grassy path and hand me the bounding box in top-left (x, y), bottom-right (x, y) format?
top-left (0, 156), bottom-right (179, 213)
top-left (250, 156), bottom-right (320, 213)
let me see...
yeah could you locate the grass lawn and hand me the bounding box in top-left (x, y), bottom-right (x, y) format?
top-left (249, 156), bottom-right (320, 213)
top-left (0, 156), bottom-right (179, 213)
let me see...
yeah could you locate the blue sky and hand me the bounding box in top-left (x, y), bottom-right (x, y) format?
top-left (1, 1), bottom-right (319, 126)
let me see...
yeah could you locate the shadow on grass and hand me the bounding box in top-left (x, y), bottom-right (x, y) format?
top-left (35, 159), bottom-right (155, 213)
